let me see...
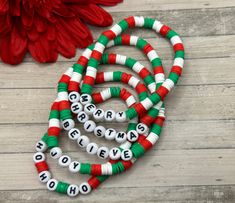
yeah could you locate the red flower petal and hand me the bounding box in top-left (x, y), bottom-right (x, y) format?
top-left (0, 14), bottom-right (11, 35)
top-left (0, 0), bottom-right (8, 14)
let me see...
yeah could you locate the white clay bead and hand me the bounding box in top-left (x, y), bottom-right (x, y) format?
top-left (115, 132), bottom-right (127, 143)
top-left (47, 179), bottom-right (58, 191)
top-left (69, 161), bottom-right (81, 173)
top-left (77, 111), bottom-right (89, 123)
top-left (80, 94), bottom-right (92, 105)
top-left (104, 110), bottom-right (115, 122)
top-left (68, 91), bottom-right (80, 103)
top-left (109, 147), bottom-right (121, 160)
top-left (68, 128), bottom-right (81, 140)
top-left (136, 123), bottom-right (149, 134)
top-left (50, 147), bottom-right (62, 159)
top-left (71, 102), bottom-right (83, 114)
top-left (97, 146), bottom-right (109, 159)
top-left (115, 111), bottom-right (126, 122)
top-left (79, 182), bottom-right (91, 195)
top-left (39, 171), bottom-right (51, 183)
top-left (67, 184), bottom-right (79, 197)
top-left (35, 140), bottom-right (47, 152)
top-left (77, 135), bottom-right (90, 148)
top-left (104, 128), bottom-right (116, 140)
top-left (58, 155), bottom-right (71, 167)
top-left (86, 142), bottom-right (99, 155)
top-left (84, 120), bottom-right (96, 132)
top-left (94, 126), bottom-right (106, 137)
top-left (84, 103), bottom-right (96, 115)
top-left (121, 149), bottom-right (133, 161)
top-left (93, 108), bottom-right (104, 121)
top-left (33, 152), bottom-right (45, 163)
top-left (127, 130), bottom-right (139, 142)
top-left (62, 119), bottom-right (75, 131)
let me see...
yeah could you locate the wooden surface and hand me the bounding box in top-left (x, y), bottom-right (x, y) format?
top-left (0, 0), bottom-right (235, 202)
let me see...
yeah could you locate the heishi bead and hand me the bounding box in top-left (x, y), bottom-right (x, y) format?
top-left (104, 110), bottom-right (115, 122)
top-left (80, 94), bottom-right (92, 105)
top-left (121, 149), bottom-right (133, 161)
top-left (115, 111), bottom-right (127, 122)
top-left (33, 152), bottom-right (45, 163)
top-left (84, 120), bottom-right (96, 132)
top-left (77, 135), bottom-right (90, 148)
top-left (136, 123), bottom-right (149, 134)
top-left (58, 155), bottom-right (71, 167)
top-left (68, 128), bottom-right (81, 140)
top-left (69, 161), bottom-right (81, 173)
top-left (127, 130), bottom-right (139, 142)
top-left (71, 102), bottom-right (83, 114)
top-left (62, 119), bottom-right (75, 131)
top-left (97, 146), bottom-right (109, 159)
top-left (86, 142), bottom-right (99, 155)
top-left (109, 147), bottom-right (121, 160)
top-left (104, 128), bottom-right (116, 140)
top-left (77, 111), bottom-right (89, 123)
top-left (50, 147), bottom-right (62, 159)
top-left (115, 131), bottom-right (127, 143)
top-left (39, 171), bottom-right (51, 183)
top-left (47, 179), bottom-right (58, 191)
top-left (79, 182), bottom-right (91, 195)
top-left (68, 91), bottom-right (80, 103)
top-left (93, 108), bottom-right (104, 121)
top-left (67, 184), bottom-right (79, 197)
top-left (94, 125), bottom-right (106, 137)
top-left (35, 140), bottom-right (47, 152)
top-left (84, 103), bottom-right (96, 115)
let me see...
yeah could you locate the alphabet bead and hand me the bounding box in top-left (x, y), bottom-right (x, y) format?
top-left (94, 125), bottom-right (106, 138)
top-left (58, 155), bottom-right (71, 167)
top-left (104, 110), bottom-right (115, 122)
top-left (77, 135), bottom-right (90, 148)
top-left (68, 128), bottom-right (81, 140)
top-left (115, 131), bottom-right (127, 143)
top-left (35, 140), bottom-right (47, 152)
top-left (33, 152), bottom-right (45, 163)
top-left (77, 111), bottom-right (89, 123)
top-left (47, 179), bottom-right (58, 191)
top-left (67, 184), bottom-right (79, 197)
top-left (69, 161), bottom-right (81, 173)
top-left (109, 147), bottom-right (121, 160)
top-left (80, 94), bottom-right (92, 105)
top-left (97, 146), bottom-right (109, 159)
top-left (62, 119), bottom-right (75, 131)
top-left (86, 142), bottom-right (99, 155)
top-left (121, 149), bottom-right (133, 161)
top-left (71, 102), bottom-right (83, 114)
top-left (39, 171), bottom-right (51, 183)
top-left (136, 123), bottom-right (149, 134)
top-left (50, 147), bottom-right (62, 159)
top-left (115, 111), bottom-right (126, 122)
top-left (93, 108), bottom-right (104, 121)
top-left (127, 130), bottom-right (139, 142)
top-left (79, 182), bottom-right (91, 195)
top-left (84, 103), bottom-right (96, 115)
top-left (68, 91), bottom-right (80, 103)
top-left (104, 128), bottom-right (116, 140)
top-left (84, 120), bottom-right (96, 132)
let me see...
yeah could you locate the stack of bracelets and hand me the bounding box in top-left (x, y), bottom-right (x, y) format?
top-left (33, 16), bottom-right (184, 197)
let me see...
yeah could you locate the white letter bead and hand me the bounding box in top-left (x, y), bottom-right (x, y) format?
top-left (84, 103), bottom-right (96, 115)
top-left (79, 182), bottom-right (91, 195)
top-left (69, 161), bottom-right (81, 173)
top-left (94, 126), bottom-right (106, 137)
top-left (77, 111), bottom-right (89, 123)
top-left (115, 132), bottom-right (127, 143)
top-left (67, 184), bottom-right (79, 197)
top-left (39, 171), bottom-right (51, 183)
top-left (68, 91), bottom-right (80, 103)
top-left (93, 108), bottom-right (104, 121)
top-left (84, 120), bottom-right (96, 132)
top-left (136, 123), bottom-right (149, 134)
top-left (71, 102), bottom-right (83, 114)
top-left (47, 179), bottom-right (58, 191)
top-left (77, 135), bottom-right (90, 148)
top-left (97, 146), bottom-right (109, 159)
top-left (33, 152), bottom-right (45, 163)
top-left (68, 128), bottom-right (81, 140)
top-left (50, 147), bottom-right (62, 159)
top-left (35, 140), bottom-right (47, 152)
top-left (121, 149), bottom-right (133, 161)
top-left (127, 130), bottom-right (139, 142)
top-left (104, 110), bottom-right (115, 122)
top-left (104, 128), bottom-right (116, 140)
top-left (115, 111), bottom-right (126, 122)
top-left (86, 142), bottom-right (99, 155)
top-left (80, 94), bottom-right (92, 105)
top-left (109, 147), bottom-right (121, 160)
top-left (62, 119), bottom-right (75, 131)
top-left (58, 155), bottom-right (71, 167)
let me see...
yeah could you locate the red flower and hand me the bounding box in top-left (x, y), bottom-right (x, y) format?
top-left (0, 0), bottom-right (122, 65)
